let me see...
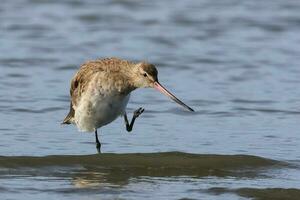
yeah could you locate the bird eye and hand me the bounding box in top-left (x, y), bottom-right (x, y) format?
top-left (143, 73), bottom-right (147, 77)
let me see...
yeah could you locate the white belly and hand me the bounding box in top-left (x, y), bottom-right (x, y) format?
top-left (74, 91), bottom-right (130, 132)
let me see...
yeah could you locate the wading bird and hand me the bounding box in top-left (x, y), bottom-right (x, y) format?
top-left (62, 58), bottom-right (194, 153)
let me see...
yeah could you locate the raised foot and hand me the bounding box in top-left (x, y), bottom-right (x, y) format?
top-left (124, 107), bottom-right (145, 132)
top-left (134, 107), bottom-right (145, 118)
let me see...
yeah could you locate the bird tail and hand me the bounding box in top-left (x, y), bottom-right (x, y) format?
top-left (62, 102), bottom-right (75, 125)
top-left (62, 113), bottom-right (73, 124)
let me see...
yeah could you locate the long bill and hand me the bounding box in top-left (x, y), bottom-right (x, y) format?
top-left (153, 82), bottom-right (194, 112)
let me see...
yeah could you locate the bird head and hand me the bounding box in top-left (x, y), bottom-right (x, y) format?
top-left (133, 62), bottom-right (158, 88)
top-left (133, 62), bottom-right (194, 112)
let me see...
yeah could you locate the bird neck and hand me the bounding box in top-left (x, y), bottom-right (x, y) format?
top-left (123, 64), bottom-right (139, 89)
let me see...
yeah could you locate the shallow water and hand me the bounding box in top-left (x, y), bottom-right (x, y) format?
top-left (1, 0), bottom-right (300, 199)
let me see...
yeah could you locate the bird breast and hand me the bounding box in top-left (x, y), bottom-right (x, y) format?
top-left (74, 73), bottom-right (131, 132)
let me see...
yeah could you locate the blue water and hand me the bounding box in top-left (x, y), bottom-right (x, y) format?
top-left (0, 0), bottom-right (300, 199)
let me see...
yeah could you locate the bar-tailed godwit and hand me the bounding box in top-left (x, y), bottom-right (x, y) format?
top-left (62, 58), bottom-right (194, 152)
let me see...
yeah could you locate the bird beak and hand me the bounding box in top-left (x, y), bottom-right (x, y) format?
top-left (153, 82), bottom-right (194, 112)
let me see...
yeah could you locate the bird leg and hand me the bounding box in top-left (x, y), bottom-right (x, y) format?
top-left (124, 107), bottom-right (144, 132)
top-left (95, 129), bottom-right (101, 153)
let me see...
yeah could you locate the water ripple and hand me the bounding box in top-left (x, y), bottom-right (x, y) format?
top-left (0, 58), bottom-right (59, 68)
top-left (10, 107), bottom-right (63, 114)
top-left (234, 107), bottom-right (300, 115)
top-left (231, 99), bottom-right (275, 105)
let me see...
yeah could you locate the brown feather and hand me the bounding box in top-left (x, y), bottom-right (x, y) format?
top-left (62, 57), bottom-right (136, 124)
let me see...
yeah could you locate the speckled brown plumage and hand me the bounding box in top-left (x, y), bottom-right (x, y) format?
top-left (63, 58), bottom-right (136, 124)
top-left (62, 57), bottom-right (193, 152)
top-left (62, 57), bottom-right (193, 133)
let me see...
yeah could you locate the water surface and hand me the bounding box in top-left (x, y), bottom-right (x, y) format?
top-left (0, 0), bottom-right (300, 199)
